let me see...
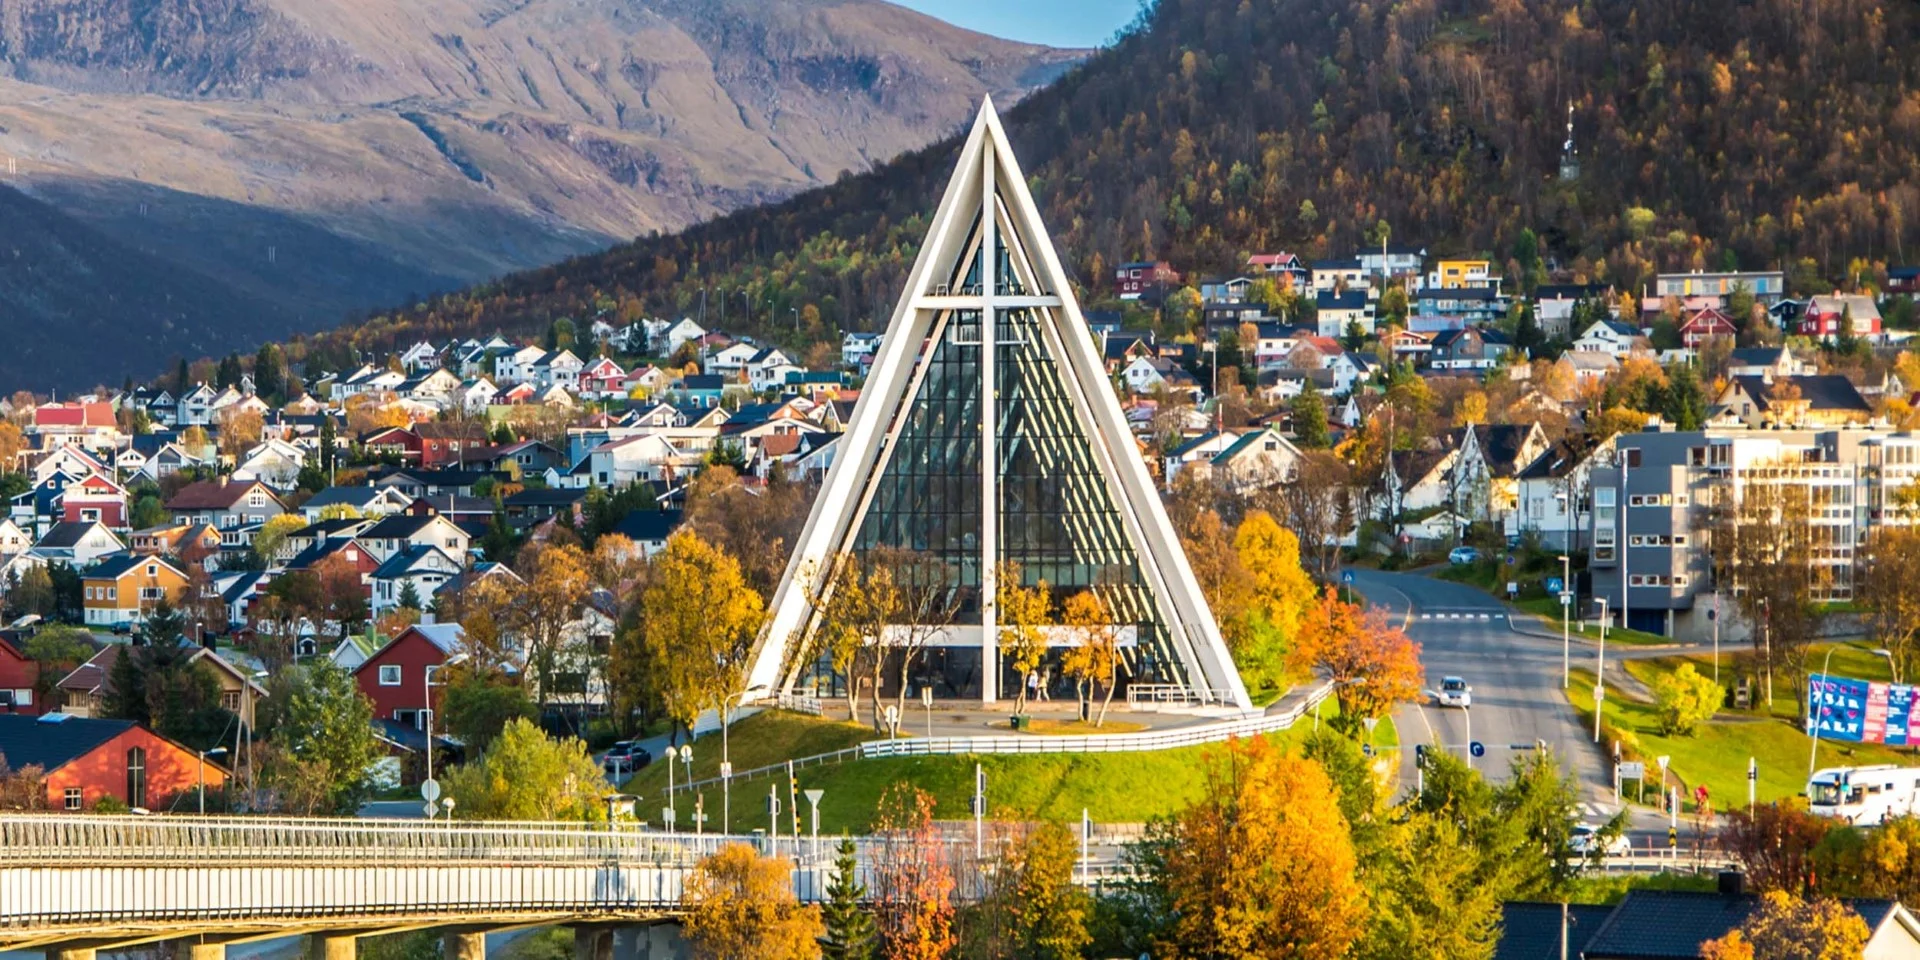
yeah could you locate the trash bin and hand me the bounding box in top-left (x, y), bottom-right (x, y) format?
top-left (1011, 715), bottom-right (1031, 731)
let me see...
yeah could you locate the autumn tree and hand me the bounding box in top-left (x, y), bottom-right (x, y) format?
top-left (682, 843), bottom-right (825, 960)
top-left (871, 784), bottom-right (956, 960)
top-left (996, 561), bottom-right (1051, 718)
top-left (217, 408), bottom-right (265, 458)
top-left (1709, 474), bottom-right (1821, 710)
top-left (258, 662), bottom-right (383, 814)
top-left (1003, 822), bottom-right (1092, 960)
top-left (1144, 737), bottom-right (1365, 960)
top-left (875, 549), bottom-right (962, 737)
top-left (1650, 662), bottom-right (1722, 735)
top-left (812, 556), bottom-right (893, 727)
top-left (1289, 586), bottom-right (1424, 734)
top-left (1699, 891), bottom-right (1868, 960)
top-left (641, 531), bottom-right (765, 774)
top-left (251, 513), bottom-right (308, 565)
top-left (511, 541), bottom-right (592, 713)
top-left (1856, 525), bottom-right (1920, 682)
top-left (1231, 511), bottom-right (1316, 694)
top-left (1267, 451), bottom-right (1352, 582)
top-left (1059, 591), bottom-right (1122, 726)
top-left (310, 553), bottom-right (370, 638)
top-left (443, 717), bottom-right (610, 822)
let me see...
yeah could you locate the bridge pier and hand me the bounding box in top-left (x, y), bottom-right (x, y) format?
top-left (186, 942), bottom-right (227, 960)
top-left (572, 926), bottom-right (612, 960)
top-left (443, 931), bottom-right (487, 960)
top-left (309, 933), bottom-right (358, 960)
top-left (50, 947), bottom-right (95, 960)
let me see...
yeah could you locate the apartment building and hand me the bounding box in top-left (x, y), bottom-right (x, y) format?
top-left (1586, 425), bottom-right (1920, 639)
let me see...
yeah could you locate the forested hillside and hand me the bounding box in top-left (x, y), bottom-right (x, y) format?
top-left (296, 0), bottom-right (1920, 366)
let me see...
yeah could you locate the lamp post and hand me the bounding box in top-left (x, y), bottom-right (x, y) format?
top-left (1202, 341), bottom-right (1219, 432)
top-left (1594, 597), bottom-right (1609, 743)
top-left (1558, 552), bottom-right (1571, 689)
top-left (922, 686), bottom-right (934, 740)
top-left (197, 746), bottom-right (228, 815)
top-left (679, 744), bottom-right (693, 820)
top-left (1809, 645), bottom-right (1841, 781)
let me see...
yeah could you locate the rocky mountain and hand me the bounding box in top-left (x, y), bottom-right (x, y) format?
top-left (0, 0), bottom-right (1082, 385)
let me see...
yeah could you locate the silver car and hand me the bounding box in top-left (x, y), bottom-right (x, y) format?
top-left (1436, 676), bottom-right (1472, 708)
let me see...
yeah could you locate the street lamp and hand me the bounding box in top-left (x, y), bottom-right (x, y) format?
top-left (423, 654), bottom-right (467, 814)
top-left (1558, 552), bottom-right (1571, 689)
top-left (1593, 597), bottom-right (1609, 743)
top-left (197, 746), bottom-right (228, 815)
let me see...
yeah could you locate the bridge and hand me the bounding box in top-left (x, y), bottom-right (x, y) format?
top-left (0, 815), bottom-right (1039, 960)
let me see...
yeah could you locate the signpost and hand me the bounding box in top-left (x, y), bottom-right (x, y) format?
top-left (1748, 757), bottom-right (1758, 815)
top-left (1470, 741), bottom-right (1486, 759)
top-left (973, 764), bottom-right (987, 858)
top-left (804, 789), bottom-right (825, 858)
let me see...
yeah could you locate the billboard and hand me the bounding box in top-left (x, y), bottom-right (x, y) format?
top-left (1808, 673), bottom-right (1917, 746)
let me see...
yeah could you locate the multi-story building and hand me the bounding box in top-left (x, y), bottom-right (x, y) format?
top-left (1650, 269), bottom-right (1786, 307)
top-left (1586, 426), bottom-right (1920, 638)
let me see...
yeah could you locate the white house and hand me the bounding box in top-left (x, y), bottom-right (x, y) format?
top-left (1571, 319), bottom-right (1643, 358)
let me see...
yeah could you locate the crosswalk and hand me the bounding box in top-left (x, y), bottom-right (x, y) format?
top-left (1575, 802), bottom-right (1620, 821)
top-left (1415, 610), bottom-right (1507, 621)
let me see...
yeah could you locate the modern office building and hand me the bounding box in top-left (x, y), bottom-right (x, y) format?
top-left (745, 100), bottom-right (1249, 710)
top-left (1587, 424), bottom-right (1920, 638)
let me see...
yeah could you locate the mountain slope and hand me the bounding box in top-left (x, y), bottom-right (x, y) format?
top-left (309, 0), bottom-right (1920, 362)
top-left (0, 184), bottom-right (306, 388)
top-left (0, 0), bottom-right (1081, 385)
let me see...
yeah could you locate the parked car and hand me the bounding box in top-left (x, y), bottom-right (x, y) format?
top-left (1436, 676), bottom-right (1472, 708)
top-left (1569, 823), bottom-right (1631, 857)
top-left (601, 741), bottom-right (653, 776)
top-left (1448, 546), bottom-right (1481, 565)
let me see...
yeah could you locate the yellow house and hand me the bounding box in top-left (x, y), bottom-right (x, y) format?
top-left (83, 555), bottom-right (192, 629)
top-left (1434, 259), bottom-right (1497, 289)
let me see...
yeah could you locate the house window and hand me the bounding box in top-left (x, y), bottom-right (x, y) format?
top-left (378, 665), bottom-right (403, 686)
top-left (222, 691), bottom-right (242, 712)
top-left (107, 587), bottom-right (117, 601)
top-left (126, 747), bottom-right (147, 809)
top-left (147, 564), bottom-right (157, 577)
top-left (140, 588), bottom-right (164, 601)
top-left (64, 788), bottom-right (82, 811)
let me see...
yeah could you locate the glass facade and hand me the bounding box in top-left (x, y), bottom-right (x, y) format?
top-left (844, 207), bottom-right (1187, 692)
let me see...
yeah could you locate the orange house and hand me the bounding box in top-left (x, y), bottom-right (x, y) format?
top-left (0, 714), bottom-right (225, 811)
top-left (83, 555), bottom-right (192, 629)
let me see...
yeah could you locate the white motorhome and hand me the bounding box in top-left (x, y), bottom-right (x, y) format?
top-left (1808, 765), bottom-right (1920, 825)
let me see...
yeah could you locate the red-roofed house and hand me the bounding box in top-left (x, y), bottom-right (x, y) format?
top-left (362, 427), bottom-right (424, 464)
top-left (580, 358), bottom-right (627, 398)
top-left (31, 401), bottom-right (121, 448)
top-left (352, 621), bottom-right (466, 728)
top-left (1799, 294), bottom-right (1883, 341)
top-left (165, 479), bottom-right (287, 535)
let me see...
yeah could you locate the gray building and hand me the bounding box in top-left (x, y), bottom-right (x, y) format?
top-left (1587, 424), bottom-right (1920, 638)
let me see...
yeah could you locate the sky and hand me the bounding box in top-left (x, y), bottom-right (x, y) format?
top-left (893, 0), bottom-right (1141, 48)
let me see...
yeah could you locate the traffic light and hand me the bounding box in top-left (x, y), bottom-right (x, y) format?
top-left (1414, 744), bottom-right (1429, 768)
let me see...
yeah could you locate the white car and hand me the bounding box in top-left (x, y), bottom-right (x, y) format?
top-left (1436, 676), bottom-right (1472, 708)
top-left (1569, 823), bottom-right (1631, 857)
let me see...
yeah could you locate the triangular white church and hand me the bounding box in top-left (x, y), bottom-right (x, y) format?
top-left (744, 99), bottom-right (1251, 711)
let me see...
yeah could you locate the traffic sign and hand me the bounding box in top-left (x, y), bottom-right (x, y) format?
top-left (1362, 743), bottom-right (1374, 758)
top-left (1657, 755), bottom-right (1670, 773)
top-left (1619, 761), bottom-right (1646, 779)
top-left (1546, 576), bottom-right (1565, 594)
top-left (422, 801), bottom-right (438, 818)
top-left (1594, 684), bottom-right (1605, 701)
top-left (1470, 741), bottom-right (1486, 758)
top-left (1748, 759), bottom-right (1758, 781)
top-left (420, 779), bottom-right (441, 803)
top-left (719, 761), bottom-right (733, 779)
top-left (1560, 592), bottom-right (1573, 606)
top-left (1414, 744), bottom-right (1429, 766)
top-left (1342, 570), bottom-right (1356, 584)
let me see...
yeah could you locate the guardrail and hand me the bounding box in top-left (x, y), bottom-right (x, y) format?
top-left (681, 682), bottom-right (1334, 792)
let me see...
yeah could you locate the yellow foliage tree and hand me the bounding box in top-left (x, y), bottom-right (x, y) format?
top-left (1230, 511), bottom-right (1316, 693)
top-left (1700, 891), bottom-right (1868, 960)
top-left (682, 844), bottom-right (824, 960)
top-left (996, 561), bottom-right (1052, 718)
top-left (443, 717), bottom-right (609, 821)
top-left (1059, 590), bottom-right (1123, 726)
top-left (641, 531), bottom-right (765, 765)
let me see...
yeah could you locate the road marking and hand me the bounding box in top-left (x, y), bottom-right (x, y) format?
top-left (1420, 613), bottom-right (1432, 620)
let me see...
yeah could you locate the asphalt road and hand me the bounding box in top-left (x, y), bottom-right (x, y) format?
top-left (1349, 569), bottom-right (1619, 820)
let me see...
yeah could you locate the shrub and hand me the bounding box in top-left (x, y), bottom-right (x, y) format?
top-left (1650, 663), bottom-right (1723, 736)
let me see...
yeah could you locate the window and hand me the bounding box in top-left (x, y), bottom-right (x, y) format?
top-left (146, 564), bottom-right (157, 577)
top-left (64, 788), bottom-right (82, 811)
top-left (126, 747), bottom-right (147, 809)
top-left (378, 665), bottom-right (402, 686)
top-left (85, 586), bottom-right (94, 600)
top-left (221, 691), bottom-right (242, 712)
top-left (107, 587), bottom-right (117, 601)
top-left (140, 587), bottom-right (164, 601)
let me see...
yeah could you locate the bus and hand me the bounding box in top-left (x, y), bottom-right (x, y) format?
top-left (1807, 765), bottom-right (1920, 826)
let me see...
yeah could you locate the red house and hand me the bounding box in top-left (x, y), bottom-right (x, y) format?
top-left (352, 621), bottom-right (466, 728)
top-left (1799, 294), bottom-right (1883, 341)
top-left (415, 422), bottom-right (491, 469)
top-left (579, 357), bottom-right (628, 398)
top-left (61, 473), bottom-right (129, 529)
top-left (0, 714), bottom-right (225, 811)
top-left (1675, 307), bottom-right (1738, 348)
top-left (1115, 261), bottom-right (1182, 302)
top-left (0, 637), bottom-right (43, 715)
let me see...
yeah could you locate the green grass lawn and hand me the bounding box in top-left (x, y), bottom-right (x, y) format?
top-left (1513, 596), bottom-right (1672, 647)
top-left (1564, 666), bottom-right (1913, 811)
top-left (634, 698), bottom-right (1378, 832)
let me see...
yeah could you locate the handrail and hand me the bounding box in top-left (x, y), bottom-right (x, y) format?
top-left (681, 681), bottom-right (1334, 791)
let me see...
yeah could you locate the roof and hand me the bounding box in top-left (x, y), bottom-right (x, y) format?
top-left (1316, 290), bottom-right (1369, 310)
top-left (678, 375), bottom-right (725, 391)
top-left (611, 509), bottom-right (685, 542)
top-left (1534, 283), bottom-right (1611, 300)
top-left (1517, 434), bottom-right (1602, 481)
top-left (1468, 424), bottom-right (1538, 476)
top-left (360, 515), bottom-right (452, 541)
top-left (0, 714), bottom-right (133, 771)
top-left (57, 644), bottom-right (120, 695)
top-left (1581, 891), bottom-right (1761, 958)
top-left (37, 521), bottom-right (114, 549)
top-left (1493, 903), bottom-right (1613, 960)
top-left (86, 554), bottom-right (185, 581)
top-left (372, 544), bottom-right (453, 579)
top-left (1167, 431), bottom-right (1234, 458)
top-left (503, 487), bottom-right (588, 508)
top-left (1732, 375), bottom-right (1871, 414)
top-left (1727, 346), bottom-right (1790, 366)
top-left (167, 479), bottom-right (271, 511)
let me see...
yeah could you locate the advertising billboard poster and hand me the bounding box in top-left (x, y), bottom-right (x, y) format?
top-left (1809, 673), bottom-right (1920, 746)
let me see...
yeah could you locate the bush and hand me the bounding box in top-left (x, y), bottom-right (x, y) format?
top-left (1650, 663), bottom-right (1722, 736)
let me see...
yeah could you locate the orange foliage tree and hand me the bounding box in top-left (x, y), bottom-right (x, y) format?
top-left (1150, 737), bottom-right (1367, 959)
top-left (681, 843), bottom-right (825, 960)
top-left (1288, 586), bottom-right (1424, 735)
top-left (870, 784), bottom-right (956, 960)
top-left (1699, 890), bottom-right (1869, 960)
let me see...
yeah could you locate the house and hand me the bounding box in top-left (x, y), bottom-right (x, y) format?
top-left (82, 554), bottom-right (192, 629)
top-left (59, 473), bottom-right (128, 529)
top-left (1428, 327), bottom-right (1513, 371)
top-left (1310, 258), bottom-right (1366, 293)
top-left (1245, 252), bottom-right (1309, 289)
top-left (1533, 284), bottom-right (1612, 339)
top-left (0, 713), bottom-right (225, 811)
top-left (456, 378), bottom-right (498, 413)
top-left (609, 510), bottom-right (685, 559)
top-left (138, 442), bottom-right (215, 483)
top-left (1725, 346), bottom-right (1807, 380)
top-left (493, 345), bottom-right (547, 385)
top-left (672, 375), bottom-right (727, 408)
top-left (234, 438), bottom-right (306, 490)
top-left (1357, 243), bottom-right (1426, 280)
top-left (1198, 427), bottom-right (1302, 491)
top-left (1115, 261), bottom-right (1181, 301)
top-left (1426, 258), bottom-right (1497, 290)
top-left (1651, 269), bottom-right (1786, 306)
top-left (1572, 319), bottom-right (1644, 358)
top-left (746, 348), bottom-right (804, 393)
top-left (579, 357), bottom-right (627, 398)
top-left (1547, 885), bottom-right (1920, 960)
top-left (1199, 276), bottom-right (1254, 303)
top-left (536, 350), bottom-right (584, 390)
top-left (356, 514), bottom-right (472, 566)
top-left (503, 487), bottom-right (590, 524)
top-left (129, 523), bottom-right (223, 560)
top-left (841, 332), bottom-right (883, 368)
top-left (31, 521), bottom-right (126, 566)
top-left (1120, 357), bottom-right (1200, 397)
top-left (1890, 266), bottom-right (1920, 298)
top-left (1315, 290), bottom-right (1373, 338)
top-left (1713, 375), bottom-right (1872, 428)
top-left (1414, 286), bottom-right (1506, 326)
top-left (370, 546), bottom-right (465, 612)
top-left (399, 369), bottom-right (463, 408)
top-left (0, 636), bottom-right (43, 715)
top-left (300, 486), bottom-right (414, 521)
top-left (1382, 446), bottom-right (1461, 520)
top-left (1256, 368), bottom-right (1339, 404)
top-left (398, 341), bottom-right (443, 373)
top-left (707, 341), bottom-right (761, 374)
top-left (1449, 423), bottom-right (1550, 525)
top-left (655, 318), bottom-right (707, 356)
top-left (352, 621), bottom-right (467, 728)
top-left (622, 366), bottom-right (673, 399)
top-left (0, 518), bottom-right (33, 556)
top-left (30, 401), bottom-right (121, 449)
top-left (166, 479), bottom-right (286, 536)
top-left (1799, 293), bottom-right (1883, 341)
top-left (1559, 350), bottom-right (1621, 384)
top-left (1386, 328), bottom-right (1435, 363)
top-left (414, 422), bottom-right (491, 469)
top-left (1674, 307), bottom-right (1738, 347)
top-left (362, 427), bottom-right (423, 464)
top-left (1508, 434), bottom-right (1611, 555)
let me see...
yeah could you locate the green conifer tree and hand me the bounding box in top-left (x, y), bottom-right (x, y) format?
top-left (820, 838), bottom-right (876, 960)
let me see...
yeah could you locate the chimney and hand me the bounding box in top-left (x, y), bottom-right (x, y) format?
top-left (1717, 871), bottom-right (1745, 897)
top-left (421, 611), bottom-right (435, 626)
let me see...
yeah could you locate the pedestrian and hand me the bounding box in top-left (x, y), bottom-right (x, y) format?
top-left (1037, 666), bottom-right (1052, 702)
top-left (1027, 671), bottom-right (1040, 703)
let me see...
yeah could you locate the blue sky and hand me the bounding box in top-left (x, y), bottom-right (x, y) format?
top-left (894, 0), bottom-right (1141, 48)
